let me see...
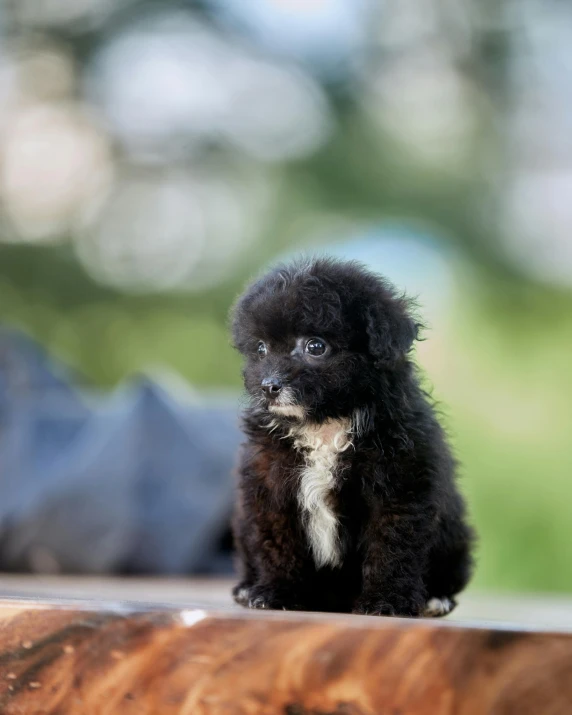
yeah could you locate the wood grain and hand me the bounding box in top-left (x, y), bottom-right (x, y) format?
top-left (0, 581), bottom-right (570, 714)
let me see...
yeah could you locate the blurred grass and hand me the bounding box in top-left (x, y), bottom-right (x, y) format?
top-left (433, 288), bottom-right (572, 593)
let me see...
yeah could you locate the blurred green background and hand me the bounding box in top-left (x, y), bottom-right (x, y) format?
top-left (0, 0), bottom-right (571, 591)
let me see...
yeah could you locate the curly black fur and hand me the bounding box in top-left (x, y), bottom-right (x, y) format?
top-left (230, 257), bottom-right (474, 617)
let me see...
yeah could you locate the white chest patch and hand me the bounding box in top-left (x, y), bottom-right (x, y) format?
top-left (292, 419), bottom-right (353, 568)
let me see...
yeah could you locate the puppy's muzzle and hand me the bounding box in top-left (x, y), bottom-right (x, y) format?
top-left (261, 377), bottom-right (282, 399)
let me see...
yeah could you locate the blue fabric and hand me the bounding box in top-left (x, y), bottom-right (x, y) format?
top-left (0, 328), bottom-right (240, 575)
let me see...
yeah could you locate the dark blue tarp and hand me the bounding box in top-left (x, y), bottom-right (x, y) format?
top-left (0, 327), bottom-right (241, 575)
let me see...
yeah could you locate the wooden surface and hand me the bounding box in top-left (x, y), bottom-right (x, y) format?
top-left (0, 577), bottom-right (571, 714)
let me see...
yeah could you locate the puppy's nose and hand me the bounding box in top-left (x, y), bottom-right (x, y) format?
top-left (261, 377), bottom-right (282, 398)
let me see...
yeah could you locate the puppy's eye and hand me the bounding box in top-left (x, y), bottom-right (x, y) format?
top-left (257, 341), bottom-right (268, 357)
top-left (305, 338), bottom-right (327, 357)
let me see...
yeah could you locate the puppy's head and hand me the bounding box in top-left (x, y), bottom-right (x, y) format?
top-left (231, 257), bottom-right (419, 424)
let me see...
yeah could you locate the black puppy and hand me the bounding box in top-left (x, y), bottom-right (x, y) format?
top-left (230, 257), bottom-right (473, 617)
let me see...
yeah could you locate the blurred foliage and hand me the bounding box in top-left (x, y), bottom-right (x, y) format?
top-left (437, 292), bottom-right (572, 593)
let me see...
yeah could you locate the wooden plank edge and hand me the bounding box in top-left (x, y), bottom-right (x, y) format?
top-left (0, 598), bottom-right (570, 714)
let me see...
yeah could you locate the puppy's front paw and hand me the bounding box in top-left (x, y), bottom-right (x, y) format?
top-left (352, 598), bottom-right (398, 617)
top-left (244, 584), bottom-right (302, 611)
top-left (247, 585), bottom-right (281, 610)
top-left (353, 595), bottom-right (424, 618)
top-left (233, 582), bottom-right (281, 610)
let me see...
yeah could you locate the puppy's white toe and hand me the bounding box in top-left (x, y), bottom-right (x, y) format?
top-left (248, 597), bottom-right (269, 609)
top-left (236, 588), bottom-right (250, 602)
top-left (424, 597), bottom-right (453, 617)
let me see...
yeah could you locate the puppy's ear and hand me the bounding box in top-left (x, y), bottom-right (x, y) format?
top-left (364, 297), bottom-right (420, 366)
